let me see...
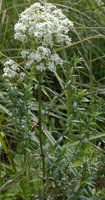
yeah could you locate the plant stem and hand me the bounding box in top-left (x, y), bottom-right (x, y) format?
top-left (67, 73), bottom-right (70, 120)
top-left (0, 132), bottom-right (16, 172)
top-left (38, 73), bottom-right (45, 199)
top-left (89, 51), bottom-right (94, 113)
top-left (30, 0), bottom-right (34, 4)
top-left (62, 44), bottom-right (72, 135)
top-left (67, 64), bottom-right (72, 134)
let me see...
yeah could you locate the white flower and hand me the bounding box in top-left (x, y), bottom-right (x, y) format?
top-left (14, 3), bottom-right (73, 72)
top-left (21, 50), bottom-right (30, 58)
top-left (50, 53), bottom-right (63, 66)
top-left (3, 67), bottom-right (17, 78)
top-left (19, 72), bottom-right (25, 81)
top-left (36, 63), bottom-right (46, 72)
top-left (47, 61), bottom-right (56, 72)
top-left (14, 2), bottom-right (73, 47)
top-left (22, 47), bottom-right (63, 72)
top-left (3, 59), bottom-right (20, 79)
top-left (98, 0), bottom-right (104, 6)
top-left (36, 46), bottom-right (51, 59)
top-left (24, 47), bottom-right (51, 68)
top-left (4, 59), bottom-right (14, 66)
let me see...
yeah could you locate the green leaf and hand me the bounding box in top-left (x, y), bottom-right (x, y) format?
top-left (0, 104), bottom-right (11, 116)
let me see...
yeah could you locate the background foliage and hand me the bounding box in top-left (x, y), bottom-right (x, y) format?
top-left (0, 0), bottom-right (105, 199)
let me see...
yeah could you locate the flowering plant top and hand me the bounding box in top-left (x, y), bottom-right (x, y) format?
top-left (14, 3), bottom-right (73, 47)
top-left (3, 3), bottom-right (73, 77)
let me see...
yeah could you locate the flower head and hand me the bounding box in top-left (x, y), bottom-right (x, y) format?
top-left (2, 59), bottom-right (25, 82)
top-left (14, 3), bottom-right (73, 72)
top-left (3, 59), bottom-right (20, 79)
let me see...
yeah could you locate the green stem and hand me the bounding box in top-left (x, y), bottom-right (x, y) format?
top-left (38, 73), bottom-right (45, 199)
top-left (67, 83), bottom-right (70, 120)
top-left (62, 44), bottom-right (72, 135)
top-left (67, 64), bottom-right (72, 134)
top-left (30, 0), bottom-right (34, 4)
top-left (0, 132), bottom-right (15, 172)
top-left (89, 51), bottom-right (94, 113)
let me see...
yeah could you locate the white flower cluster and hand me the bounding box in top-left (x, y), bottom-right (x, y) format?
top-left (3, 59), bottom-right (19, 79)
top-left (21, 47), bottom-right (63, 72)
top-left (97, 0), bottom-right (104, 6)
top-left (95, 0), bottom-right (105, 15)
top-left (14, 3), bottom-right (73, 72)
top-left (3, 59), bottom-right (25, 81)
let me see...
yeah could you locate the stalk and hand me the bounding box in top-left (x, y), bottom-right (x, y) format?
top-left (30, 0), bottom-right (34, 4)
top-left (62, 44), bottom-right (72, 135)
top-left (89, 51), bottom-right (94, 113)
top-left (0, 132), bottom-right (15, 172)
top-left (89, 51), bottom-right (96, 145)
top-left (67, 70), bottom-right (70, 120)
top-left (38, 73), bottom-right (45, 199)
top-left (67, 64), bottom-right (72, 134)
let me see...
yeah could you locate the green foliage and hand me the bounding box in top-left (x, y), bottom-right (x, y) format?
top-left (0, 0), bottom-right (105, 199)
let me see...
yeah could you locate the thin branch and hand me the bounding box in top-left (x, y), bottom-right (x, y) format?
top-left (56, 34), bottom-right (105, 52)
